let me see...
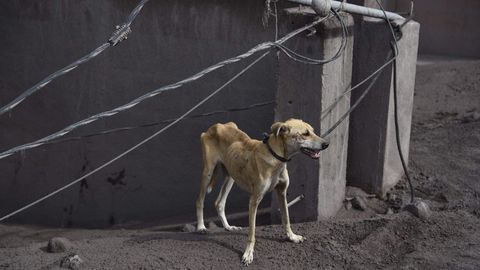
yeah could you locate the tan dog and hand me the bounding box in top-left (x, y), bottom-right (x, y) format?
top-left (195, 118), bottom-right (329, 265)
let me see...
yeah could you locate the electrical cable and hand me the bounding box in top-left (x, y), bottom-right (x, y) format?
top-left (0, 52), bottom-right (270, 223)
top-left (321, 56), bottom-right (395, 119)
top-left (43, 101), bottom-right (275, 145)
top-left (272, 9), bottom-right (348, 65)
top-left (0, 15), bottom-right (332, 161)
top-left (0, 16), bottom-right (332, 222)
top-left (374, 0), bottom-right (415, 203)
top-left (321, 51), bottom-right (393, 137)
top-left (0, 0), bottom-right (150, 116)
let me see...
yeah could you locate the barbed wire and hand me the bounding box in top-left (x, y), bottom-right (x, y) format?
top-left (0, 15), bottom-right (334, 160)
top-left (0, 0), bottom-right (150, 116)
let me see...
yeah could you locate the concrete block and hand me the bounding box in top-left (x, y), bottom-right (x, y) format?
top-left (273, 10), bottom-right (353, 222)
top-left (347, 19), bottom-right (419, 195)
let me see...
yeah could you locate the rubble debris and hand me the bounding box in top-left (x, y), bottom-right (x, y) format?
top-left (207, 221), bottom-right (218, 230)
top-left (60, 254), bottom-right (83, 269)
top-left (181, 224), bottom-right (196, 233)
top-left (345, 200), bottom-right (352, 210)
top-left (387, 193), bottom-right (403, 210)
top-left (351, 196), bottom-right (368, 211)
top-left (459, 111), bottom-right (480, 123)
top-left (47, 237), bottom-right (73, 253)
top-left (404, 200), bottom-right (432, 219)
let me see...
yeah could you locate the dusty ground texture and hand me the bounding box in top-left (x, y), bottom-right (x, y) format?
top-left (1, 57), bottom-right (479, 269)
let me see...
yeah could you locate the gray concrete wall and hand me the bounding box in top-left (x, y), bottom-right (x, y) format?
top-left (273, 10), bottom-right (353, 222)
top-left (0, 0), bottom-right (280, 228)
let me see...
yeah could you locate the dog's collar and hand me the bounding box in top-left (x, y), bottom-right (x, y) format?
top-left (262, 133), bottom-right (291, 163)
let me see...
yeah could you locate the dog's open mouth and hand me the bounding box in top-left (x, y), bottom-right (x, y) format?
top-left (300, 147), bottom-right (321, 159)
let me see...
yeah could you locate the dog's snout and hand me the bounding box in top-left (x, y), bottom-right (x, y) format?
top-left (321, 141), bottom-right (329, 150)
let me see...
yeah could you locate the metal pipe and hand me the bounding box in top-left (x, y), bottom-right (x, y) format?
top-left (288, 0), bottom-right (405, 21)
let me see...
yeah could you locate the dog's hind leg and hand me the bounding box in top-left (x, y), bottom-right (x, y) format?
top-left (215, 176), bottom-right (241, 231)
top-left (196, 162), bottom-right (218, 232)
top-left (196, 135), bottom-right (219, 233)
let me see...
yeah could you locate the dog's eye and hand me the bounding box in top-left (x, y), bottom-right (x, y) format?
top-left (302, 131), bottom-right (310, 136)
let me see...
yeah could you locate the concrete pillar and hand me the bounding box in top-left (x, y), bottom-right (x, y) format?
top-left (272, 9), bottom-right (353, 222)
top-left (347, 18), bottom-right (419, 195)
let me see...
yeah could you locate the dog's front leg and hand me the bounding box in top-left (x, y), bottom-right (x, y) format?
top-left (275, 179), bottom-right (305, 243)
top-left (241, 192), bottom-right (264, 266)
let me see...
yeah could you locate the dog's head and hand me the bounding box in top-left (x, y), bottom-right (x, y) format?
top-left (271, 118), bottom-right (329, 159)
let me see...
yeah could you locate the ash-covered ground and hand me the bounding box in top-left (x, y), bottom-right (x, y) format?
top-left (1, 57), bottom-right (479, 269)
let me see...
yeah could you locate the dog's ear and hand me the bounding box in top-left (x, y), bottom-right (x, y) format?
top-left (271, 122), bottom-right (290, 137)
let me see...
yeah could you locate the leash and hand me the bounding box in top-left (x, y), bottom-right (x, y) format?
top-left (262, 133), bottom-right (291, 163)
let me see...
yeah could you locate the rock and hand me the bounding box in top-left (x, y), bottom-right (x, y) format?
top-left (47, 237), bottom-right (72, 253)
top-left (385, 208), bottom-right (394, 215)
top-left (60, 254), bottom-right (83, 270)
top-left (460, 111), bottom-right (480, 123)
top-left (345, 200), bottom-right (352, 210)
top-left (345, 186), bottom-right (369, 198)
top-left (182, 223), bottom-right (196, 233)
top-left (404, 200), bottom-right (432, 219)
top-left (433, 192), bottom-right (449, 203)
top-left (387, 193), bottom-right (403, 210)
top-left (351, 196), bottom-right (367, 211)
top-left (207, 221), bottom-right (218, 229)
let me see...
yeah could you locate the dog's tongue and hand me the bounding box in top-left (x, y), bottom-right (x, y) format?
top-left (302, 148), bottom-right (321, 159)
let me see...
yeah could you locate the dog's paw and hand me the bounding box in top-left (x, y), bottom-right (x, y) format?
top-left (225, 225), bottom-right (242, 232)
top-left (196, 225), bottom-right (208, 234)
top-left (241, 249), bottom-right (254, 266)
top-left (288, 233), bottom-right (305, 243)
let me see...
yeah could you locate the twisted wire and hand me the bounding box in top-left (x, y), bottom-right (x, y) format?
top-left (0, 15), bottom-right (331, 160)
top-left (0, 0), bottom-right (150, 116)
top-left (0, 49), bottom-right (270, 223)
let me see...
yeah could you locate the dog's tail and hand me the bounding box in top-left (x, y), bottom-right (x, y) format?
top-left (207, 163), bottom-right (222, 194)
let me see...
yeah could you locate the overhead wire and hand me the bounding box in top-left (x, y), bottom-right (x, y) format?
top-left (42, 101), bottom-right (275, 146)
top-left (321, 51), bottom-right (394, 137)
top-left (273, 9), bottom-right (348, 65)
top-left (0, 15), bottom-right (333, 222)
top-left (10, 3), bottom-right (345, 150)
top-left (0, 16), bottom-right (332, 161)
top-left (0, 52), bottom-right (270, 223)
top-left (0, 0), bottom-right (150, 116)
